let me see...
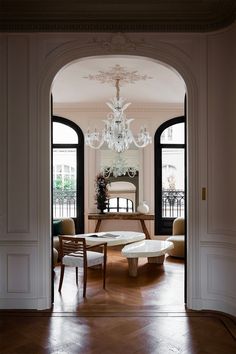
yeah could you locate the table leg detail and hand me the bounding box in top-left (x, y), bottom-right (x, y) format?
top-left (148, 255), bottom-right (165, 264)
top-left (95, 219), bottom-right (102, 232)
top-left (140, 219), bottom-right (151, 239)
top-left (127, 258), bottom-right (138, 277)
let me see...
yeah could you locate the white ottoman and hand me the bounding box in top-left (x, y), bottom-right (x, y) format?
top-left (121, 240), bottom-right (174, 277)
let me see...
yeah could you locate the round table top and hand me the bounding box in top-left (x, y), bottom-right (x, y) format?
top-left (76, 231), bottom-right (146, 246)
top-left (121, 239), bottom-right (174, 258)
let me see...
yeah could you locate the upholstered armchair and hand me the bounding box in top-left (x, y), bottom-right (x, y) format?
top-left (52, 218), bottom-right (76, 265)
top-left (166, 217), bottom-right (185, 258)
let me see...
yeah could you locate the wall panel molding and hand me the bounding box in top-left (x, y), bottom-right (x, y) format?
top-left (207, 254), bottom-right (236, 300)
top-left (0, 244), bottom-right (37, 303)
top-left (7, 36), bottom-right (30, 234)
top-left (200, 246), bottom-right (236, 315)
top-left (7, 254), bottom-right (30, 293)
top-left (0, 37), bottom-right (7, 235)
top-left (207, 29), bottom-right (236, 237)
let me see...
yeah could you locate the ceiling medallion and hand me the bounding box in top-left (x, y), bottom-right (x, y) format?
top-left (84, 64), bottom-right (152, 87)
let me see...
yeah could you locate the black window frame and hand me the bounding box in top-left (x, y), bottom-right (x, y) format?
top-left (52, 116), bottom-right (84, 234)
top-left (155, 116), bottom-right (186, 235)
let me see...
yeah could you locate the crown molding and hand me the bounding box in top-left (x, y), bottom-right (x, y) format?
top-left (0, 19), bottom-right (235, 33)
top-left (0, 1), bottom-right (235, 33)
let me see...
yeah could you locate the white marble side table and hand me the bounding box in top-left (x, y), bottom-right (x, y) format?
top-left (121, 240), bottom-right (174, 277)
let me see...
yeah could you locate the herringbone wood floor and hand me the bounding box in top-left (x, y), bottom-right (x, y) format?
top-left (53, 247), bottom-right (185, 313)
top-left (0, 248), bottom-right (235, 353)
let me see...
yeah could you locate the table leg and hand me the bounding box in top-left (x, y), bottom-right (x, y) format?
top-left (148, 254), bottom-right (165, 264)
top-left (95, 219), bottom-right (102, 232)
top-left (140, 219), bottom-right (151, 239)
top-left (127, 258), bottom-right (138, 277)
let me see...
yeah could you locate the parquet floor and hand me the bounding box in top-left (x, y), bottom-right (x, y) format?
top-left (52, 247), bottom-right (185, 314)
top-left (0, 248), bottom-right (235, 354)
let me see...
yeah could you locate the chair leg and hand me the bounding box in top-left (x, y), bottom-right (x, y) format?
top-left (76, 267), bottom-right (78, 285)
top-left (58, 264), bottom-right (65, 292)
top-left (103, 256), bottom-right (107, 289)
top-left (83, 267), bottom-right (87, 297)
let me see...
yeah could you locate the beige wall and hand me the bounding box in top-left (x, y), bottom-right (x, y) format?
top-left (53, 103), bottom-right (184, 233)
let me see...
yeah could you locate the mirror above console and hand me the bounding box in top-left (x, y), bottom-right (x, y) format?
top-left (97, 147), bottom-right (143, 211)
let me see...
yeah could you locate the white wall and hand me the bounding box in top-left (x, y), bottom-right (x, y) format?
top-left (0, 27), bottom-right (235, 315)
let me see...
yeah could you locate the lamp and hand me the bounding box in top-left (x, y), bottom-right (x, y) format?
top-left (85, 76), bottom-right (152, 153)
top-left (102, 153), bottom-right (137, 178)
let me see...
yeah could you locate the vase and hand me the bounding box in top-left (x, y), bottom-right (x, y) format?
top-left (137, 201), bottom-right (149, 214)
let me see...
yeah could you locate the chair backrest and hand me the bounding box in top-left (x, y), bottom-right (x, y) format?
top-left (59, 236), bottom-right (87, 267)
top-left (172, 217), bottom-right (185, 235)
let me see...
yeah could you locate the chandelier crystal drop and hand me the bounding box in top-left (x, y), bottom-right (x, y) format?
top-left (85, 79), bottom-right (152, 153)
top-left (102, 153), bottom-right (137, 178)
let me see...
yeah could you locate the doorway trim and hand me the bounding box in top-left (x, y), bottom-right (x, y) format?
top-left (37, 34), bottom-right (199, 310)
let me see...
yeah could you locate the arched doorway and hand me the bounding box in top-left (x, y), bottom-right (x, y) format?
top-left (38, 38), bottom-right (198, 310)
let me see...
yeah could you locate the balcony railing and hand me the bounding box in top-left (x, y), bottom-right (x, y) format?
top-left (162, 189), bottom-right (185, 218)
top-left (53, 188), bottom-right (185, 218)
top-left (53, 189), bottom-right (76, 218)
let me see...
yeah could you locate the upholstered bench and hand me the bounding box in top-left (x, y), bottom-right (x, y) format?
top-left (166, 235), bottom-right (185, 258)
top-left (166, 217), bottom-right (185, 258)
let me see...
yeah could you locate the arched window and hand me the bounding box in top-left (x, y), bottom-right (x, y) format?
top-left (155, 116), bottom-right (186, 235)
top-left (52, 116), bottom-right (84, 233)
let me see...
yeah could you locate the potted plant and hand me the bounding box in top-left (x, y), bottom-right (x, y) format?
top-left (95, 173), bottom-right (109, 213)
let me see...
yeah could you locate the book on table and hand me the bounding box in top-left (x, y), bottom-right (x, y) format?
top-left (88, 233), bottom-right (120, 238)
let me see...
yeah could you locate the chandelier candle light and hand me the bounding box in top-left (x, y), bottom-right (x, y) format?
top-left (85, 65), bottom-right (152, 153)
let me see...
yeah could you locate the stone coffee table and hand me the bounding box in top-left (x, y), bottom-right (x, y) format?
top-left (121, 239), bottom-right (174, 277)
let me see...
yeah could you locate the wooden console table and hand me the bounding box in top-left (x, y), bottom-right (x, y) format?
top-left (88, 213), bottom-right (155, 239)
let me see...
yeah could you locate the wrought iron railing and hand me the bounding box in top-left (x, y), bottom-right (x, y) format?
top-left (53, 189), bottom-right (76, 218)
top-left (162, 189), bottom-right (185, 218)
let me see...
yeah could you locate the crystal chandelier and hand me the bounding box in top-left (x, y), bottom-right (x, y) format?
top-left (85, 78), bottom-right (152, 153)
top-left (102, 153), bottom-right (137, 178)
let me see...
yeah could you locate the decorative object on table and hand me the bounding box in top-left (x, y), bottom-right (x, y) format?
top-left (102, 152), bottom-right (137, 178)
top-left (137, 201), bottom-right (149, 214)
top-left (95, 173), bottom-right (109, 213)
top-left (84, 64), bottom-right (152, 153)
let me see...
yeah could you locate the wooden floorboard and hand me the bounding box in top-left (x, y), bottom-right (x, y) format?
top-left (0, 248), bottom-right (235, 353)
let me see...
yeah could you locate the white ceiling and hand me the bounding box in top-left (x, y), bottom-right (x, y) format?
top-left (52, 57), bottom-right (186, 105)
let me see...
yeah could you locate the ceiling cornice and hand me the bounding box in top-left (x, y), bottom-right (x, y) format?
top-left (0, 0), bottom-right (236, 33)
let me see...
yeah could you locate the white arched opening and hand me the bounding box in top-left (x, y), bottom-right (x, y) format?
top-left (37, 36), bottom-right (198, 310)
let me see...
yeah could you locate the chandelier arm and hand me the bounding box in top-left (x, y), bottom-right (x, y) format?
top-left (86, 138), bottom-right (105, 150)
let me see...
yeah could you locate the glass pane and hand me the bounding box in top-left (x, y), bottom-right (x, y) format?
top-left (53, 148), bottom-right (77, 218)
top-left (161, 148), bottom-right (185, 218)
top-left (160, 122), bottom-right (184, 144)
top-left (119, 198), bottom-right (126, 207)
top-left (109, 198), bottom-right (117, 207)
top-left (53, 122), bottom-right (78, 144)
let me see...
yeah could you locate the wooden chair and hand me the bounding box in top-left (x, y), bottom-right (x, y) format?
top-left (58, 236), bottom-right (107, 297)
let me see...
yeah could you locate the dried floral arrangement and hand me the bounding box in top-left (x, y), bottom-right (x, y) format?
top-left (95, 173), bottom-right (110, 213)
